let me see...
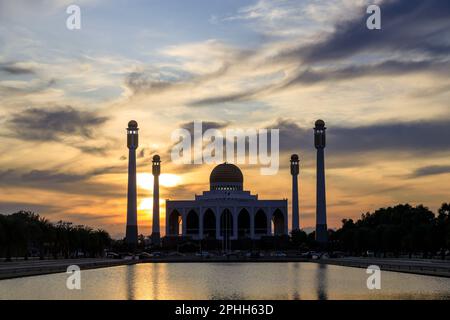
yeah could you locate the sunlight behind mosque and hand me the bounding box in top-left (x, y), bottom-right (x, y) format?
top-left (137, 173), bottom-right (182, 190)
top-left (139, 197), bottom-right (165, 211)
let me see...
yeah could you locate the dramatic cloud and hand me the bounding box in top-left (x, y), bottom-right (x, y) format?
top-left (285, 0), bottom-right (450, 64)
top-left (1, 0), bottom-right (449, 234)
top-left (189, 84), bottom-right (275, 107)
top-left (0, 167), bottom-right (124, 198)
top-left (21, 170), bottom-right (87, 184)
top-left (410, 165), bottom-right (450, 178)
top-left (6, 106), bottom-right (109, 142)
top-left (271, 118), bottom-right (450, 155)
top-left (193, 0), bottom-right (450, 106)
top-left (283, 59), bottom-right (450, 87)
top-left (328, 120), bottom-right (450, 153)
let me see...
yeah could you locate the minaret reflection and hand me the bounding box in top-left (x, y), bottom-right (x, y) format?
top-left (290, 263), bottom-right (301, 300)
top-left (316, 263), bottom-right (328, 300)
top-left (150, 263), bottom-right (161, 300)
top-left (126, 265), bottom-right (137, 300)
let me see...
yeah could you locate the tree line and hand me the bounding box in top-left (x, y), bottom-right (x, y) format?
top-left (291, 203), bottom-right (450, 258)
top-left (2, 203), bottom-right (449, 260)
top-left (327, 203), bottom-right (450, 257)
top-left (0, 211), bottom-right (111, 261)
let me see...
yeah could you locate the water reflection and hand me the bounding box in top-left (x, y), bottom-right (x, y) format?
top-left (126, 263), bottom-right (136, 300)
top-left (0, 262), bottom-right (449, 300)
top-left (289, 263), bottom-right (301, 300)
top-left (316, 264), bottom-right (328, 300)
top-left (151, 264), bottom-right (160, 300)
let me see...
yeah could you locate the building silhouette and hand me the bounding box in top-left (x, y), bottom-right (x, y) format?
top-left (314, 119), bottom-right (328, 244)
top-left (290, 154), bottom-right (300, 231)
top-left (151, 154), bottom-right (161, 246)
top-left (123, 119), bottom-right (329, 247)
top-left (125, 120), bottom-right (139, 246)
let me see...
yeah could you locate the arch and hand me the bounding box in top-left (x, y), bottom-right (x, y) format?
top-left (186, 210), bottom-right (199, 235)
top-left (255, 209), bottom-right (268, 234)
top-left (169, 210), bottom-right (182, 235)
top-left (272, 209), bottom-right (285, 235)
top-left (238, 208), bottom-right (250, 238)
top-left (220, 209), bottom-right (234, 237)
top-left (203, 209), bottom-right (216, 238)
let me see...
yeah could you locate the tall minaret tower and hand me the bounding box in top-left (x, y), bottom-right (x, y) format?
top-left (290, 154), bottom-right (300, 231)
top-left (125, 120), bottom-right (139, 247)
top-left (314, 119), bottom-right (328, 244)
top-left (151, 155), bottom-right (161, 246)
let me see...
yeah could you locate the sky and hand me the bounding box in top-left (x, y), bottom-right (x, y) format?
top-left (0, 0), bottom-right (449, 238)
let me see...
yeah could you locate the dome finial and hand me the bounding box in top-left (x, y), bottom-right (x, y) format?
top-left (128, 120), bottom-right (138, 129)
top-left (315, 119), bottom-right (325, 129)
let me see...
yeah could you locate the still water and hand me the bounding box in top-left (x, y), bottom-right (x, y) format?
top-left (0, 262), bottom-right (449, 300)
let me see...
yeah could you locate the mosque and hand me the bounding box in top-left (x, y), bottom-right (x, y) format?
top-left (124, 119), bottom-right (328, 248)
top-left (165, 163), bottom-right (288, 241)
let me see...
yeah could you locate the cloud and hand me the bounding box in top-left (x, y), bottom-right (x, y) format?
top-left (189, 84), bottom-right (275, 106)
top-left (283, 0), bottom-right (450, 64)
top-left (328, 119), bottom-right (450, 153)
top-left (6, 106), bottom-right (109, 142)
top-left (0, 167), bottom-right (124, 198)
top-left (0, 62), bottom-right (35, 75)
top-left (410, 165), bottom-right (450, 178)
top-left (124, 63), bottom-right (231, 96)
top-left (74, 145), bottom-right (110, 155)
top-left (179, 120), bottom-right (230, 136)
top-left (189, 58), bottom-right (450, 106)
top-left (90, 164), bottom-right (128, 175)
top-left (0, 79), bottom-right (55, 96)
top-left (137, 147), bottom-right (159, 159)
top-left (21, 170), bottom-right (87, 184)
top-left (283, 59), bottom-right (450, 87)
top-left (0, 201), bottom-right (60, 215)
top-left (270, 118), bottom-right (450, 155)
top-left (124, 69), bottom-right (188, 95)
top-left (191, 0), bottom-right (450, 106)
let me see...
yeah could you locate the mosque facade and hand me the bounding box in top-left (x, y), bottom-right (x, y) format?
top-left (165, 163), bottom-right (288, 241)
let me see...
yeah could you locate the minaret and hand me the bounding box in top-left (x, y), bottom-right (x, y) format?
top-left (314, 119), bottom-right (327, 244)
top-left (125, 120), bottom-right (139, 247)
top-left (290, 154), bottom-right (300, 231)
top-left (151, 155), bottom-right (161, 246)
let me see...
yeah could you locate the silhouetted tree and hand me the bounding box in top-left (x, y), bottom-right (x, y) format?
top-left (436, 203), bottom-right (450, 259)
top-left (0, 211), bottom-right (112, 260)
top-left (330, 203), bottom-right (449, 257)
top-left (290, 229), bottom-right (307, 249)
